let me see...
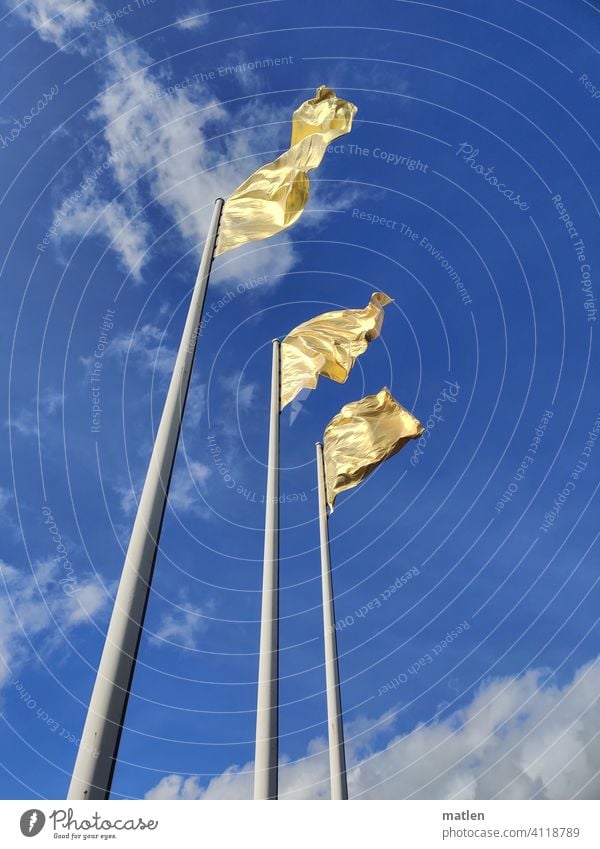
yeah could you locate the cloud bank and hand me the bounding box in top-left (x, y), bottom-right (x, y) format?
top-left (145, 655), bottom-right (600, 799)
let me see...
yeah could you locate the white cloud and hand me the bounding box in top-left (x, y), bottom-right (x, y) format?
top-left (0, 488), bottom-right (21, 542)
top-left (40, 388), bottom-right (64, 415)
top-left (85, 35), bottom-right (297, 284)
top-left (59, 198), bottom-right (151, 282)
top-left (145, 773), bottom-right (206, 800)
top-left (209, 238), bottom-right (298, 291)
top-left (148, 593), bottom-right (214, 651)
top-left (220, 371), bottom-right (258, 413)
top-left (114, 481), bottom-right (138, 517)
top-left (207, 371), bottom-right (260, 450)
top-left (184, 383), bottom-right (206, 428)
top-left (7, 390), bottom-right (64, 438)
top-left (115, 458), bottom-right (210, 518)
top-left (0, 558), bottom-right (108, 689)
top-left (168, 460), bottom-right (211, 513)
top-left (15, 2), bottom-right (299, 283)
top-left (12, 0), bottom-right (95, 45)
top-left (300, 181), bottom-right (368, 234)
top-left (144, 656), bottom-right (600, 800)
top-left (109, 323), bottom-right (177, 378)
top-left (174, 10), bottom-right (208, 31)
top-left (7, 408), bottom-right (39, 437)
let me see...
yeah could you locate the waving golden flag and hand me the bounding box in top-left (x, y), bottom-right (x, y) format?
top-left (323, 388), bottom-right (423, 509)
top-left (280, 292), bottom-right (393, 410)
top-left (215, 86), bottom-right (357, 255)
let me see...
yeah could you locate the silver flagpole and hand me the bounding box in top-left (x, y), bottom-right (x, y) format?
top-left (316, 441), bottom-right (348, 800)
top-left (68, 198), bottom-right (224, 800)
top-left (254, 339), bottom-right (280, 800)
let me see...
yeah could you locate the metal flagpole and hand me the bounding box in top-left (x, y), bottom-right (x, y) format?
top-left (254, 339), bottom-right (280, 800)
top-left (316, 441), bottom-right (348, 800)
top-left (68, 198), bottom-right (224, 800)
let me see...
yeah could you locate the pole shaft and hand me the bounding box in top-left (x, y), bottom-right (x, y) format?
top-left (68, 199), bottom-right (224, 800)
top-left (316, 442), bottom-right (348, 800)
top-left (253, 340), bottom-right (280, 800)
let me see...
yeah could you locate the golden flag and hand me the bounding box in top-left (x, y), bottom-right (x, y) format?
top-left (215, 86), bottom-right (357, 255)
top-left (280, 292), bottom-right (393, 410)
top-left (323, 388), bottom-right (423, 509)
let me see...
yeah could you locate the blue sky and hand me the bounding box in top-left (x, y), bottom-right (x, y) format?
top-left (1, 0), bottom-right (600, 800)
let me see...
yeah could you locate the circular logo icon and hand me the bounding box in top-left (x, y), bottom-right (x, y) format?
top-left (19, 810), bottom-right (45, 837)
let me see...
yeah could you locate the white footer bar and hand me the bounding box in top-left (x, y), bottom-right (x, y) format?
top-left (2, 799), bottom-right (597, 848)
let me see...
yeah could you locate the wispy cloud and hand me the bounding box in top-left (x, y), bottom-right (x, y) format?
top-left (0, 558), bottom-right (109, 689)
top-left (7, 388), bottom-right (64, 438)
top-left (89, 35), bottom-right (298, 284)
top-left (7, 409), bottom-right (39, 437)
top-left (13, 1), bottom-right (298, 283)
top-left (220, 371), bottom-right (258, 413)
top-left (40, 389), bottom-right (64, 415)
top-left (184, 383), bottom-right (206, 429)
top-left (174, 9), bottom-right (209, 31)
top-left (168, 460), bottom-right (211, 513)
top-left (58, 198), bottom-right (151, 282)
top-left (12, 3), bottom-right (358, 290)
top-left (114, 481), bottom-right (139, 518)
top-left (0, 488), bottom-right (12, 512)
top-left (12, 0), bottom-right (95, 45)
top-left (115, 457), bottom-right (210, 518)
top-left (149, 592), bottom-right (214, 650)
top-left (108, 323), bottom-right (177, 379)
